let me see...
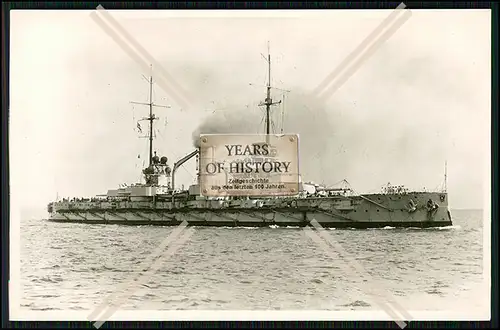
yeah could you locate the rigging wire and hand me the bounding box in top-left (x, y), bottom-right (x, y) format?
top-left (257, 112), bottom-right (265, 134)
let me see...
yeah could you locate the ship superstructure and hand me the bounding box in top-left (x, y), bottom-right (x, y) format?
top-left (46, 52), bottom-right (453, 229)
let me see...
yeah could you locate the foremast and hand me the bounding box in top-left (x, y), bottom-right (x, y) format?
top-left (131, 65), bottom-right (172, 187)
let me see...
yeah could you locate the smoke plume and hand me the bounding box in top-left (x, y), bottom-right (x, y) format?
top-left (181, 46), bottom-right (467, 190)
top-left (191, 107), bottom-right (261, 148)
top-left (191, 89), bottom-right (340, 184)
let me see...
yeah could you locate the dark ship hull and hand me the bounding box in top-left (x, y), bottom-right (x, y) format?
top-left (47, 191), bottom-right (452, 229)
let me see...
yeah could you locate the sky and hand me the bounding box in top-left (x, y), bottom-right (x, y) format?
top-left (10, 9), bottom-right (491, 215)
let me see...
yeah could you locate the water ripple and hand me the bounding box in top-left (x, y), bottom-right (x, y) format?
top-left (20, 210), bottom-right (484, 311)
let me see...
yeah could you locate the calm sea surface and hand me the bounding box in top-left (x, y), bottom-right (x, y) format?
top-left (19, 209), bottom-right (486, 312)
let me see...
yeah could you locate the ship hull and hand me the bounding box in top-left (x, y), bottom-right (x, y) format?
top-left (46, 218), bottom-right (452, 229)
top-left (46, 192), bottom-right (453, 229)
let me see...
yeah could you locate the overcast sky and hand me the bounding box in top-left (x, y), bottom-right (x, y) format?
top-left (10, 9), bottom-right (490, 215)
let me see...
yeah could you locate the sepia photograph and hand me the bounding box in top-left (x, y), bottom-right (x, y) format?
top-left (9, 6), bottom-right (490, 325)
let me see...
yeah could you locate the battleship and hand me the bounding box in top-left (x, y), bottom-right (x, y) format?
top-left (46, 52), bottom-right (453, 229)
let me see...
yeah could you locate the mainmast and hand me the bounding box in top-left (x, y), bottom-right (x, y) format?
top-left (444, 160), bottom-right (448, 193)
top-left (130, 65), bottom-right (171, 166)
top-left (148, 73), bottom-right (153, 166)
top-left (259, 42), bottom-right (282, 141)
